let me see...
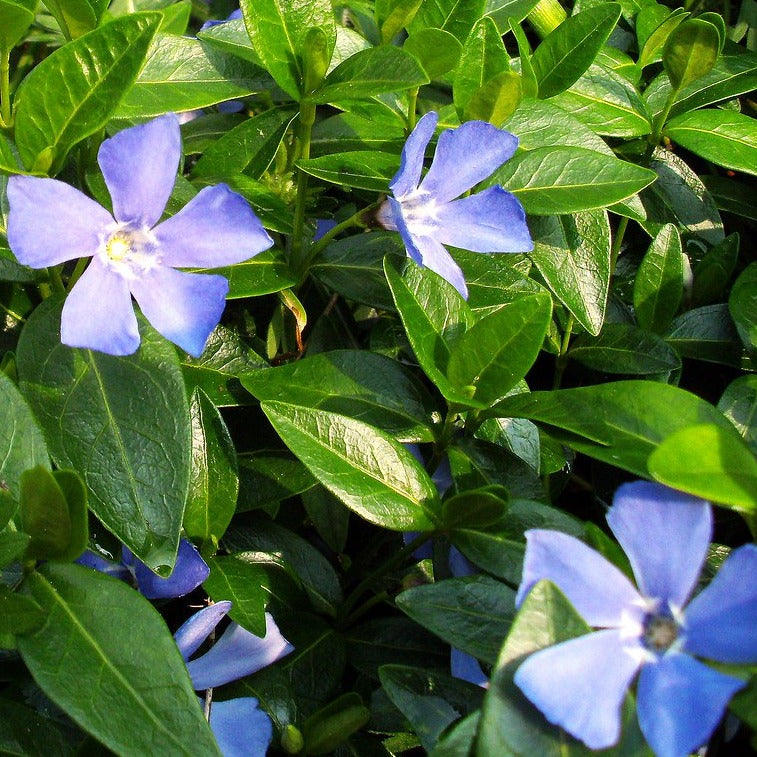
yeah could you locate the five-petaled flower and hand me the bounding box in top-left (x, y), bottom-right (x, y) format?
top-left (377, 111), bottom-right (532, 298)
top-left (7, 113), bottom-right (273, 357)
top-left (514, 481), bottom-right (757, 757)
top-left (174, 602), bottom-right (293, 757)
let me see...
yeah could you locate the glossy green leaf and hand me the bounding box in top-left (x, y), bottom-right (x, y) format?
top-left (633, 223), bottom-right (683, 334)
top-left (532, 4), bottom-right (621, 99)
top-left (200, 249), bottom-right (298, 299)
top-left (377, 0), bottom-right (424, 45)
top-left (409, 0), bottom-right (486, 43)
top-left (729, 263), bottom-right (757, 351)
top-left (492, 147), bottom-right (656, 215)
top-left (440, 487), bottom-right (508, 530)
top-left (196, 18), bottom-right (260, 64)
top-left (301, 487), bottom-right (349, 553)
top-left (14, 12), bottom-right (161, 173)
top-left (509, 19), bottom-right (538, 98)
top-left (260, 401), bottom-right (437, 530)
top-left (465, 71), bottom-right (523, 125)
top-left (237, 451), bottom-right (316, 512)
top-left (0, 584), bottom-right (44, 635)
top-left (665, 110), bottom-right (757, 177)
top-left (404, 28), bottom-right (462, 78)
top-left (718, 375), bottom-right (757, 455)
top-left (692, 233), bottom-right (739, 307)
top-left (0, 531), bottom-right (30, 570)
top-left (302, 693), bottom-right (371, 755)
top-left (665, 304), bottom-right (743, 368)
top-left (529, 210), bottom-right (611, 335)
top-left (636, 5), bottom-right (687, 70)
top-left (297, 150), bottom-right (397, 190)
top-left (156, 0), bottom-right (192, 35)
top-left (40, 0), bottom-right (98, 40)
top-left (663, 18), bottom-right (720, 91)
top-left (0, 0), bottom-right (37, 52)
top-left (648, 424), bottom-right (757, 514)
top-left (18, 297), bottom-right (191, 572)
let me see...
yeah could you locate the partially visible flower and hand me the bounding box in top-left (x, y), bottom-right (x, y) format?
top-left (200, 7), bottom-right (242, 30)
top-left (377, 111), bottom-right (532, 298)
top-left (175, 602), bottom-right (294, 756)
top-left (78, 537), bottom-right (209, 599)
top-left (514, 481), bottom-right (757, 757)
top-left (8, 113), bottom-right (273, 357)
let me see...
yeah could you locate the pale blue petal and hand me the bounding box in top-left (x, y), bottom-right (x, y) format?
top-left (435, 187), bottom-right (533, 253)
top-left (153, 184), bottom-right (273, 268)
top-left (174, 602), bottom-right (232, 661)
top-left (683, 544), bottom-right (757, 663)
top-left (390, 197), bottom-right (423, 264)
top-left (61, 258), bottom-right (140, 355)
top-left (402, 530), bottom-right (432, 560)
top-left (98, 114), bottom-right (181, 227)
top-left (187, 614), bottom-right (294, 690)
top-left (420, 121), bottom-right (519, 203)
top-left (637, 652), bottom-right (746, 757)
top-left (514, 629), bottom-right (641, 750)
top-left (517, 530), bottom-right (643, 627)
top-left (129, 267), bottom-right (228, 357)
top-left (413, 233), bottom-right (468, 299)
top-left (123, 538), bottom-right (209, 599)
top-left (209, 698), bottom-right (273, 757)
top-left (451, 648), bottom-right (488, 688)
top-left (607, 481), bottom-right (712, 608)
top-left (376, 199), bottom-right (399, 232)
top-left (390, 111), bottom-right (438, 198)
top-left (7, 176), bottom-right (112, 267)
top-left (448, 547), bottom-right (476, 578)
top-left (76, 551), bottom-right (130, 581)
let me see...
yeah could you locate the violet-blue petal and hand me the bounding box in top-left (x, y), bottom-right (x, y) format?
top-left (517, 530), bottom-right (643, 627)
top-left (412, 233), bottom-right (468, 299)
top-left (683, 544), bottom-right (757, 663)
top-left (153, 184), bottom-right (273, 268)
top-left (174, 602), bottom-right (232, 661)
top-left (187, 614), bottom-right (293, 690)
top-left (7, 176), bottom-right (112, 267)
top-left (389, 197), bottom-right (423, 264)
top-left (608, 481), bottom-right (712, 608)
top-left (98, 114), bottom-right (181, 227)
top-left (514, 629), bottom-right (641, 750)
top-left (76, 551), bottom-right (130, 581)
top-left (420, 121), bottom-right (519, 203)
top-left (124, 538), bottom-right (210, 599)
top-left (448, 546), bottom-right (476, 578)
top-left (390, 111), bottom-right (438, 198)
top-left (209, 698), bottom-right (273, 757)
top-left (61, 258), bottom-right (140, 355)
top-left (129, 267), bottom-right (229, 357)
top-left (451, 648), bottom-right (488, 688)
top-left (637, 652), bottom-right (746, 757)
top-left (435, 187), bottom-right (533, 253)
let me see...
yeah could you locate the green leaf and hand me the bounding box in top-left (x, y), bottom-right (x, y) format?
top-left (377, 0), bottom-right (424, 45)
top-left (396, 575), bottom-right (516, 664)
top-left (116, 34), bottom-right (270, 118)
top-left (0, 530), bottom-right (31, 569)
top-left (509, 19), bottom-right (538, 98)
top-left (17, 297), bottom-right (191, 572)
top-left (665, 110), bottom-right (757, 178)
top-left (532, 3), bottom-right (622, 99)
top-left (404, 27), bottom-right (462, 78)
top-left (14, 12), bottom-right (161, 174)
top-left (484, 0), bottom-right (541, 29)
top-left (719, 376), bottom-right (757, 455)
top-left (0, 371), bottom-right (49, 500)
top-left (196, 17), bottom-right (260, 64)
top-left (491, 380), bottom-right (733, 477)
top-left (441, 487), bottom-right (508, 530)
top-left (431, 712), bottom-right (480, 757)
top-left (692, 233), bottom-right (739, 307)
top-left (633, 223), bottom-right (683, 334)
top-left (312, 46), bottom-right (429, 103)
top-left (569, 322), bottom-right (681, 374)
top-left (729, 263), bottom-right (757, 351)
top-left (296, 150), bottom-right (398, 190)
top-left (240, 0), bottom-right (336, 100)
top-left (183, 388), bottom-right (238, 549)
top-left (40, 0), bottom-right (97, 40)
top-left (237, 451), bottom-right (316, 513)
top-left (491, 146), bottom-right (656, 215)
top-left (0, 697), bottom-right (83, 755)
top-left (200, 248), bottom-right (298, 299)
top-left (636, 5), bottom-right (687, 70)
top-left (409, 0), bottom-right (486, 43)
top-left (665, 304), bottom-right (743, 368)
top-left (663, 18), bottom-right (720, 91)
top-left (529, 210), bottom-right (611, 335)
top-left (0, 585), bottom-right (44, 635)
top-left (17, 564), bottom-right (221, 756)
top-left (302, 693), bottom-right (371, 755)
top-left (0, 0), bottom-right (37, 52)
top-left (702, 175), bottom-right (757, 222)
top-left (260, 401), bottom-right (437, 530)
top-left (191, 107), bottom-right (296, 180)
top-left (648, 424), bottom-right (757, 514)
top-left (241, 350), bottom-right (437, 443)
top-left (157, 0), bottom-right (192, 35)
top-left (301, 487), bottom-right (349, 553)
top-left (447, 294), bottom-right (552, 407)
top-left (465, 71), bottom-right (523, 126)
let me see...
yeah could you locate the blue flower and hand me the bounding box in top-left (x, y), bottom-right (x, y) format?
top-left (7, 113), bottom-right (273, 357)
top-left (377, 111), bottom-right (532, 298)
top-left (514, 481), bottom-right (757, 757)
top-left (174, 602), bottom-right (294, 756)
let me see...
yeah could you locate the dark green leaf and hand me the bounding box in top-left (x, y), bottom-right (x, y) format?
top-left (692, 234), bottom-right (739, 307)
top-left (729, 263), bottom-right (757, 351)
top-left (237, 451), bottom-right (316, 512)
top-left (0, 696), bottom-right (78, 756)
top-left (718, 376), bottom-right (757, 455)
top-left (0, 584), bottom-right (44, 634)
top-left (0, 530), bottom-right (31, 569)
top-left (441, 487), bottom-right (508, 530)
top-left (297, 150), bottom-right (398, 190)
top-left (301, 487), bottom-right (349, 553)
top-left (665, 304), bottom-right (743, 367)
top-left (302, 693), bottom-right (371, 755)
top-left (431, 711), bottom-right (480, 757)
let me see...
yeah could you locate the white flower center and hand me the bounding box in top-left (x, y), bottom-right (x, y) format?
top-left (98, 223), bottom-right (160, 278)
top-left (398, 189), bottom-right (439, 237)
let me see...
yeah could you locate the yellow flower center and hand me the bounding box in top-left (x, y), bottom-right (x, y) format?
top-left (105, 235), bottom-right (133, 262)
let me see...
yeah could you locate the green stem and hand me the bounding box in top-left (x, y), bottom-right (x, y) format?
top-left (289, 100), bottom-right (316, 278)
top-left (527, 0), bottom-right (567, 38)
top-left (552, 313), bottom-right (574, 390)
top-left (0, 49), bottom-right (11, 128)
top-left (610, 216), bottom-right (629, 273)
top-left (47, 266), bottom-right (66, 294)
top-left (645, 86), bottom-right (679, 161)
top-left (67, 257), bottom-right (89, 292)
top-left (406, 88), bottom-right (419, 131)
top-left (0, 301), bottom-right (25, 323)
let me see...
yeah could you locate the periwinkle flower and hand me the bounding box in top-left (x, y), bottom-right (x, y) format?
top-left (514, 481), bottom-right (757, 757)
top-left (7, 113), bottom-right (273, 357)
top-left (174, 602), bottom-right (294, 756)
top-left (377, 111), bottom-right (532, 298)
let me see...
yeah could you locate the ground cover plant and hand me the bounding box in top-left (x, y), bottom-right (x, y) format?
top-left (0, 0), bottom-right (755, 755)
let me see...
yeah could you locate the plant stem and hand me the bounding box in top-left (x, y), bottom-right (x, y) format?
top-left (289, 100), bottom-right (316, 278)
top-left (527, 0), bottom-right (567, 38)
top-left (552, 313), bottom-right (574, 390)
top-left (645, 86), bottom-right (679, 161)
top-left (67, 257), bottom-right (89, 291)
top-left (610, 216), bottom-right (629, 273)
top-left (406, 88), bottom-right (419, 131)
top-left (47, 266), bottom-right (66, 294)
top-left (0, 50), bottom-right (11, 128)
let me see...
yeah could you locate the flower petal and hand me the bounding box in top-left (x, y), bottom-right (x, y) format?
top-left (129, 267), bottom-right (228, 357)
top-left (174, 602), bottom-right (232, 661)
top-left (413, 233), bottom-right (468, 299)
top-left (61, 258), bottom-right (140, 355)
top-left (451, 648), bottom-right (488, 688)
top-left (607, 481), bottom-right (712, 608)
top-left (514, 629), bottom-right (641, 750)
top-left (516, 530), bottom-right (643, 627)
top-left (683, 544), bottom-right (757, 663)
top-left (390, 111), bottom-right (438, 198)
top-left (76, 551), bottom-right (130, 581)
top-left (187, 613), bottom-right (293, 690)
top-left (420, 121), bottom-right (519, 203)
top-left (637, 652), bottom-right (746, 757)
top-left (123, 538), bottom-right (209, 600)
top-left (98, 114), bottom-right (181, 227)
top-left (209, 698), bottom-right (273, 757)
top-left (153, 184), bottom-right (273, 268)
top-left (435, 187), bottom-right (533, 253)
top-left (7, 176), bottom-right (112, 267)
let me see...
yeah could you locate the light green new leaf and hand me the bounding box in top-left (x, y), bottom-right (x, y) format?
top-left (719, 376), bottom-right (757, 455)
top-left (409, 0), bottom-right (486, 43)
top-left (0, 0), bottom-right (37, 52)
top-left (663, 18), bottom-right (720, 91)
top-left (404, 28), bottom-right (462, 78)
